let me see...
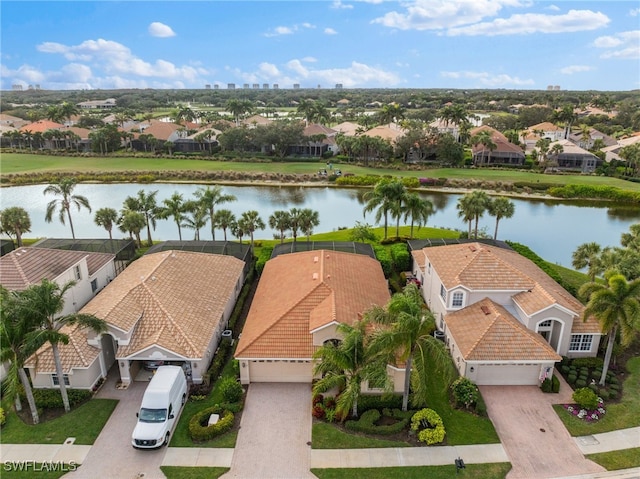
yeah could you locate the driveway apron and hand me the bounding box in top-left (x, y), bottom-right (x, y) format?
top-left (480, 381), bottom-right (606, 479)
top-left (223, 383), bottom-right (315, 479)
top-left (63, 369), bottom-right (167, 479)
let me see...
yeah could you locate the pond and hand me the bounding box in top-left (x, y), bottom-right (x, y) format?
top-left (1, 183), bottom-right (638, 268)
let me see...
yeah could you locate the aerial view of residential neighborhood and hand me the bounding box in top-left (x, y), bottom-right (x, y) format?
top-left (1, 1), bottom-right (639, 479)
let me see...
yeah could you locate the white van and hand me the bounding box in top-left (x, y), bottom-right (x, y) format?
top-left (132, 365), bottom-right (188, 448)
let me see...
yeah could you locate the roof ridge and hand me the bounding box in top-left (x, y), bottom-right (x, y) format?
top-left (11, 251), bottom-right (30, 286)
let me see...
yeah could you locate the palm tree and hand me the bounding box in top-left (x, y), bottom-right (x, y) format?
top-left (1, 206), bottom-right (32, 247)
top-left (471, 130), bottom-right (497, 166)
top-left (213, 209), bottom-right (236, 241)
top-left (21, 279), bottom-right (107, 412)
top-left (579, 271), bottom-right (640, 386)
top-left (231, 220), bottom-right (245, 244)
top-left (93, 207), bottom-right (118, 240)
top-left (268, 210), bottom-right (291, 244)
top-left (363, 179), bottom-right (406, 240)
top-left (456, 191), bottom-right (489, 239)
top-left (123, 190), bottom-right (159, 246)
top-left (59, 102), bottom-right (79, 124)
top-left (487, 197), bottom-right (515, 240)
top-left (403, 193), bottom-right (434, 239)
top-left (620, 223), bottom-right (640, 252)
top-left (0, 287), bottom-right (41, 424)
top-left (238, 210), bottom-right (265, 250)
top-left (44, 178), bottom-right (91, 240)
top-left (288, 208), bottom-right (304, 248)
top-left (299, 209), bottom-right (320, 242)
top-left (118, 210), bottom-right (146, 247)
top-left (548, 143), bottom-right (564, 168)
top-left (159, 193), bottom-right (187, 241)
top-left (572, 242), bottom-right (604, 282)
top-left (367, 284), bottom-right (452, 411)
top-left (194, 186), bottom-right (237, 241)
top-left (313, 320), bottom-right (391, 419)
top-left (181, 201), bottom-right (208, 240)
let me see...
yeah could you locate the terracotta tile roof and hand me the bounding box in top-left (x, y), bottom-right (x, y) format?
top-left (361, 125), bottom-right (405, 143)
top-left (304, 124), bottom-right (337, 137)
top-left (332, 122), bottom-right (360, 136)
top-left (19, 120), bottom-right (64, 133)
top-left (65, 126), bottom-right (92, 139)
top-left (0, 247), bottom-right (115, 291)
top-left (528, 122), bottom-right (563, 132)
top-left (26, 324), bottom-right (101, 374)
top-left (241, 115), bottom-right (271, 126)
top-left (80, 250), bottom-right (245, 358)
top-left (137, 122), bottom-right (181, 141)
top-left (235, 250), bottom-right (390, 359)
top-left (470, 125), bottom-right (509, 142)
top-left (446, 298), bottom-right (561, 361)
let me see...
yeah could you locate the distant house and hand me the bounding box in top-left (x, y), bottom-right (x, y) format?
top-left (77, 98), bottom-right (117, 110)
top-left (470, 126), bottom-right (525, 166)
top-left (547, 139), bottom-right (602, 173)
top-left (411, 242), bottom-right (602, 385)
top-left (568, 128), bottom-right (616, 151)
top-left (26, 250), bottom-right (247, 389)
top-left (601, 134), bottom-right (640, 163)
top-left (522, 122), bottom-right (565, 152)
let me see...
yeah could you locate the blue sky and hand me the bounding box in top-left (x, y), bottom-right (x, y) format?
top-left (1, 1), bottom-right (639, 91)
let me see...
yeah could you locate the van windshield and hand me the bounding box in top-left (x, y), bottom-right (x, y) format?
top-left (139, 408), bottom-right (167, 423)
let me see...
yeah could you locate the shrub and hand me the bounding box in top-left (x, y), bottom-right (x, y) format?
top-left (219, 377), bottom-right (243, 403)
top-left (552, 374), bottom-right (560, 393)
top-left (188, 405), bottom-right (234, 442)
top-left (0, 407), bottom-right (5, 427)
top-left (575, 379), bottom-right (587, 388)
top-left (323, 396), bottom-right (336, 409)
top-left (255, 246), bottom-right (274, 275)
top-left (451, 377), bottom-right (479, 409)
top-left (567, 374), bottom-right (577, 384)
top-left (207, 340), bottom-right (232, 383)
top-left (598, 389), bottom-right (610, 401)
top-left (561, 365), bottom-right (571, 374)
top-left (345, 408), bottom-right (412, 436)
top-left (312, 405), bottom-right (325, 419)
top-left (25, 389), bottom-right (92, 409)
top-left (588, 384), bottom-right (599, 393)
top-left (541, 378), bottom-right (553, 393)
top-left (373, 246), bottom-right (393, 277)
top-left (474, 393), bottom-right (487, 416)
top-left (390, 243), bottom-right (411, 271)
top-left (572, 357), bottom-right (603, 368)
top-left (312, 394), bottom-right (324, 406)
top-left (411, 408), bottom-right (446, 445)
top-left (572, 387), bottom-right (599, 410)
top-left (324, 408), bottom-right (337, 423)
top-left (358, 394), bottom-right (402, 413)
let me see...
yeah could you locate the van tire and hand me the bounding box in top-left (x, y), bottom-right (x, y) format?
top-left (164, 432), bottom-right (170, 447)
top-left (182, 393), bottom-right (186, 405)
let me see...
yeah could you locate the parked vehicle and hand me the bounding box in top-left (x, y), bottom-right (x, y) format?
top-left (132, 365), bottom-right (187, 448)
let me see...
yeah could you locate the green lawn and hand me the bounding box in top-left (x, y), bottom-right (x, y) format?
top-left (554, 356), bottom-right (640, 436)
top-left (160, 466), bottom-right (229, 479)
top-left (312, 422), bottom-right (412, 449)
top-left (587, 447), bottom-right (640, 470)
top-left (2, 153), bottom-right (638, 192)
top-left (0, 399), bottom-right (118, 445)
top-left (312, 463), bottom-right (512, 479)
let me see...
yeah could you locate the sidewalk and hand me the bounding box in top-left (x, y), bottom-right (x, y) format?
top-left (575, 427), bottom-right (640, 455)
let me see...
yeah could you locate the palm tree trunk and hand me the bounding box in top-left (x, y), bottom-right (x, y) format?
top-left (494, 219), bottom-right (500, 240)
top-left (599, 326), bottom-right (617, 386)
top-left (145, 213), bottom-right (152, 246)
top-left (52, 343), bottom-right (71, 412)
top-left (19, 367), bottom-right (40, 424)
top-left (108, 229), bottom-right (113, 240)
top-left (474, 215), bottom-right (480, 239)
top-left (14, 391), bottom-right (22, 411)
top-left (352, 398), bottom-right (358, 418)
top-left (66, 207), bottom-right (76, 239)
top-left (176, 222), bottom-right (182, 241)
top-left (468, 220), bottom-right (472, 238)
top-left (402, 355), bottom-right (412, 412)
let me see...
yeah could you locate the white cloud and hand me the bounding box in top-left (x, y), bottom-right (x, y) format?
top-left (148, 22), bottom-right (176, 38)
top-left (630, 8), bottom-right (639, 17)
top-left (301, 57), bottom-right (318, 63)
top-left (546, 4), bottom-right (560, 11)
top-left (446, 9), bottom-right (610, 36)
top-left (593, 30), bottom-right (640, 60)
top-left (265, 23), bottom-right (315, 37)
top-left (440, 70), bottom-right (534, 86)
top-left (331, 0), bottom-right (353, 10)
top-left (324, 28), bottom-right (338, 35)
top-left (560, 65), bottom-right (594, 75)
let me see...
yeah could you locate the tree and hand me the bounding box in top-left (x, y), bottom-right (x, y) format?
top-left (487, 197), bottom-right (515, 240)
top-left (44, 178), bottom-right (91, 240)
top-left (620, 223), bottom-right (640, 252)
top-left (367, 284), bottom-right (452, 411)
top-left (194, 186), bottom-right (237, 241)
top-left (299, 208), bottom-right (320, 242)
top-left (118, 210), bottom-right (146, 247)
top-left (225, 99), bottom-right (253, 125)
top-left (572, 242), bottom-right (604, 282)
top-left (20, 279), bottom-right (107, 412)
top-left (59, 102), bottom-right (79, 124)
top-left (288, 208), bottom-right (304, 248)
top-left (268, 210), bottom-right (291, 244)
top-left (579, 271), bottom-right (640, 386)
top-left (124, 190), bottom-right (159, 246)
top-left (313, 320), bottom-right (391, 419)
top-left (0, 287), bottom-right (41, 424)
top-left (238, 210), bottom-right (265, 250)
top-left (456, 191), bottom-right (490, 240)
top-left (93, 207), bottom-right (119, 240)
top-left (471, 130), bottom-right (497, 166)
top-left (348, 221), bottom-right (378, 243)
top-left (363, 179), bottom-right (406, 240)
top-left (181, 201), bottom-right (208, 240)
top-left (619, 143), bottom-right (640, 178)
top-left (548, 143), bottom-right (564, 168)
top-left (403, 193), bottom-right (434, 238)
top-left (159, 193), bottom-right (187, 241)
top-left (213, 209), bottom-right (236, 241)
top-left (552, 104), bottom-right (578, 139)
top-left (1, 206), bottom-right (31, 246)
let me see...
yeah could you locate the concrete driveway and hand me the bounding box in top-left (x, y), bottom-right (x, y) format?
top-left (480, 378), bottom-right (606, 479)
top-left (222, 383), bottom-right (315, 479)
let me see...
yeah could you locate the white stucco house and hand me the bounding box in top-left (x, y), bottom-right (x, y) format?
top-left (26, 250), bottom-right (246, 389)
top-left (411, 242), bottom-right (602, 386)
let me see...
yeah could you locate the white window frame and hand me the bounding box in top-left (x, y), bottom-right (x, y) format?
top-left (569, 334), bottom-right (593, 352)
top-left (74, 265), bottom-right (81, 280)
top-left (440, 284), bottom-right (446, 302)
top-left (91, 278), bottom-right (98, 293)
top-left (451, 291), bottom-right (464, 308)
top-left (52, 373), bottom-right (70, 386)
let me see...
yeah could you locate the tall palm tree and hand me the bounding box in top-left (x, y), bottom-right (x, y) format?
top-left (456, 191), bottom-right (489, 240)
top-left (118, 210), bottom-right (145, 247)
top-left (288, 208), bottom-right (304, 248)
top-left (363, 179), bottom-right (406, 240)
top-left (1, 206), bottom-right (32, 247)
top-left (572, 242), bottom-right (604, 282)
top-left (403, 193), bottom-right (434, 239)
top-left (579, 271), bottom-right (640, 386)
top-left (0, 287), bottom-right (41, 424)
top-left (213, 209), bottom-right (236, 241)
top-left (159, 192), bottom-right (187, 241)
top-left (181, 201), bottom-right (208, 240)
top-left (471, 130), bottom-right (497, 166)
top-left (44, 177), bottom-right (91, 240)
top-left (238, 210), bottom-right (265, 250)
top-left (59, 102), bottom-right (79, 124)
top-left (487, 197), bottom-right (515, 240)
top-left (123, 190), bottom-right (159, 246)
top-left (269, 210), bottom-right (291, 244)
top-left (313, 320), bottom-right (391, 419)
top-left (367, 284), bottom-right (452, 411)
top-left (21, 279), bottom-right (107, 412)
top-left (194, 186), bottom-right (237, 241)
top-left (299, 209), bottom-right (320, 242)
top-left (93, 207), bottom-right (118, 240)
top-left (620, 223), bottom-right (640, 252)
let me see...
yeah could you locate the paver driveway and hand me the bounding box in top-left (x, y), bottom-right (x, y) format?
top-left (222, 383), bottom-right (315, 479)
top-left (480, 380), bottom-right (606, 479)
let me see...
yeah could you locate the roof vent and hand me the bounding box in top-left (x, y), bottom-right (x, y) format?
top-left (326, 274), bottom-right (331, 280)
top-left (480, 305), bottom-right (491, 315)
top-left (469, 245), bottom-right (477, 252)
top-left (312, 273), bottom-right (319, 280)
top-left (313, 256), bottom-right (319, 263)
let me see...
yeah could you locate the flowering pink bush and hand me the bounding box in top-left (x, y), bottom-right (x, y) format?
top-left (563, 397), bottom-right (606, 422)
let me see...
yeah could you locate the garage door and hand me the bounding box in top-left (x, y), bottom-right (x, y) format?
top-left (249, 360), bottom-right (313, 383)
top-left (476, 363), bottom-right (541, 385)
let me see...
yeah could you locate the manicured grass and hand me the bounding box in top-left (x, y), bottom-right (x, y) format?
top-left (2, 153), bottom-right (639, 191)
top-left (312, 422), bottom-right (412, 449)
top-left (0, 464), bottom-right (74, 479)
top-left (547, 262), bottom-right (593, 293)
top-left (587, 447), bottom-right (640, 470)
top-left (312, 463), bottom-right (512, 479)
top-left (0, 399), bottom-right (117, 445)
top-left (160, 466), bottom-right (229, 479)
top-left (554, 356), bottom-right (640, 436)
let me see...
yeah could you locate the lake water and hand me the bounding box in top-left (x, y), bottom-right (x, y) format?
top-left (1, 183), bottom-right (638, 267)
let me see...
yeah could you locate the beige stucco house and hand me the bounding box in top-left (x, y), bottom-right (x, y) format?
top-left (412, 242), bottom-right (602, 385)
top-left (26, 250), bottom-right (246, 389)
top-left (235, 250), bottom-right (404, 392)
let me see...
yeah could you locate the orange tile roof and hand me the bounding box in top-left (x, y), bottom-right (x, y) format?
top-left (137, 122), bottom-right (181, 141)
top-left (26, 324), bottom-right (101, 374)
top-left (235, 250), bottom-right (390, 359)
top-left (19, 120), bottom-right (64, 133)
top-left (446, 298), bottom-right (561, 361)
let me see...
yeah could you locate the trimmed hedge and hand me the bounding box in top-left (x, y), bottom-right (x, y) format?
top-left (345, 408), bottom-right (412, 436)
top-left (572, 357), bottom-right (604, 369)
top-left (188, 405), bottom-right (234, 442)
top-left (373, 246), bottom-right (393, 277)
top-left (255, 246), bottom-right (274, 275)
top-left (357, 394), bottom-right (403, 413)
top-left (573, 387), bottom-right (599, 410)
top-left (411, 408), bottom-right (446, 445)
top-left (548, 184), bottom-right (640, 203)
top-left (21, 388), bottom-right (92, 409)
top-left (390, 243), bottom-right (411, 272)
top-left (552, 374), bottom-right (561, 393)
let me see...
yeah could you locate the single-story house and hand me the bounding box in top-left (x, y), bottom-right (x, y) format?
top-left (235, 250), bottom-right (404, 392)
top-left (547, 139), bottom-right (602, 173)
top-left (470, 126), bottom-right (525, 166)
top-left (411, 242), bottom-right (602, 385)
top-left (26, 250), bottom-right (246, 389)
